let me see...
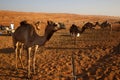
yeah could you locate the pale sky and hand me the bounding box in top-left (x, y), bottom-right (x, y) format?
top-left (0, 0), bottom-right (120, 16)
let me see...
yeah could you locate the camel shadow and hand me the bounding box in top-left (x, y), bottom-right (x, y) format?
top-left (74, 45), bottom-right (120, 80)
top-left (60, 34), bottom-right (71, 37)
top-left (111, 43), bottom-right (120, 54)
top-left (0, 34), bottom-right (9, 36)
top-left (45, 46), bottom-right (92, 50)
top-left (0, 67), bottom-right (27, 79)
top-left (0, 47), bottom-right (14, 54)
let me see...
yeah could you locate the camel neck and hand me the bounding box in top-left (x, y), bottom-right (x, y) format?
top-left (45, 30), bottom-right (55, 41)
top-left (80, 27), bottom-right (86, 33)
top-left (33, 30), bottom-right (55, 46)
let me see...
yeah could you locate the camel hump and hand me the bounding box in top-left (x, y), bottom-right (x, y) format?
top-left (20, 20), bottom-right (28, 26)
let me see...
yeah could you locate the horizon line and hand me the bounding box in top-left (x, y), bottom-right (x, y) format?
top-left (0, 9), bottom-right (120, 18)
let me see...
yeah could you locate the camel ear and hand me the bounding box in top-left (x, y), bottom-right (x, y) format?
top-left (47, 21), bottom-right (50, 25)
top-left (47, 21), bottom-right (53, 25)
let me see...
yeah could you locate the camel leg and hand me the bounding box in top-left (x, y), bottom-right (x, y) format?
top-left (74, 36), bottom-right (76, 45)
top-left (33, 45), bottom-right (39, 74)
top-left (19, 43), bottom-right (24, 69)
top-left (15, 42), bottom-right (19, 70)
top-left (12, 34), bottom-right (17, 49)
top-left (28, 47), bottom-right (32, 78)
top-left (110, 25), bottom-right (112, 34)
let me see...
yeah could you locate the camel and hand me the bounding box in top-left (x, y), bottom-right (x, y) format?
top-left (12, 20), bottom-right (66, 78)
top-left (82, 22), bottom-right (99, 29)
top-left (0, 25), bottom-right (14, 35)
top-left (69, 24), bottom-right (87, 45)
top-left (33, 21), bottom-right (41, 30)
top-left (69, 24), bottom-right (81, 37)
top-left (98, 21), bottom-right (112, 31)
top-left (70, 22), bottom-right (99, 36)
top-left (115, 21), bottom-right (120, 24)
top-left (0, 25), bottom-right (9, 31)
top-left (69, 23), bottom-right (92, 37)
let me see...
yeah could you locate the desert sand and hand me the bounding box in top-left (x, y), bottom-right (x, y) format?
top-left (0, 11), bottom-right (120, 80)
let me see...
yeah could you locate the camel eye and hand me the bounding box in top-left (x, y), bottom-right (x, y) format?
top-left (54, 23), bottom-right (58, 26)
top-left (55, 23), bottom-right (60, 28)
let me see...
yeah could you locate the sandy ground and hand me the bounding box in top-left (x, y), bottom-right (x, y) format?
top-left (0, 11), bottom-right (120, 80)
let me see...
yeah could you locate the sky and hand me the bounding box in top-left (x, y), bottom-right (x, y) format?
top-left (0, 0), bottom-right (120, 16)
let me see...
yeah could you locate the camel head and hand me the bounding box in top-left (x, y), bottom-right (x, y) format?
top-left (95, 21), bottom-right (100, 26)
top-left (46, 20), bottom-right (66, 32)
top-left (33, 21), bottom-right (41, 27)
top-left (44, 20), bottom-right (65, 41)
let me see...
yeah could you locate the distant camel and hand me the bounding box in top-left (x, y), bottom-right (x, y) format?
top-left (114, 21), bottom-right (120, 24)
top-left (33, 21), bottom-right (41, 30)
top-left (82, 22), bottom-right (99, 29)
top-left (0, 25), bottom-right (14, 35)
top-left (12, 20), bottom-right (66, 78)
top-left (69, 24), bottom-right (88, 45)
top-left (0, 25), bottom-right (5, 30)
top-left (98, 21), bottom-right (112, 31)
top-left (69, 23), bottom-right (88, 37)
top-left (70, 24), bottom-right (81, 37)
top-left (32, 21), bottom-right (41, 34)
top-left (0, 25), bottom-right (9, 31)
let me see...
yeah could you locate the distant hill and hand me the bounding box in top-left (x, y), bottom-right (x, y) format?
top-left (0, 10), bottom-right (119, 28)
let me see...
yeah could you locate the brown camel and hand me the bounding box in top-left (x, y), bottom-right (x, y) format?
top-left (69, 22), bottom-right (99, 37)
top-left (12, 20), bottom-right (65, 78)
top-left (69, 24), bottom-right (87, 45)
top-left (69, 24), bottom-right (81, 37)
top-left (69, 23), bottom-right (91, 37)
top-left (115, 21), bottom-right (120, 24)
top-left (82, 22), bottom-right (99, 29)
top-left (97, 21), bottom-right (112, 31)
